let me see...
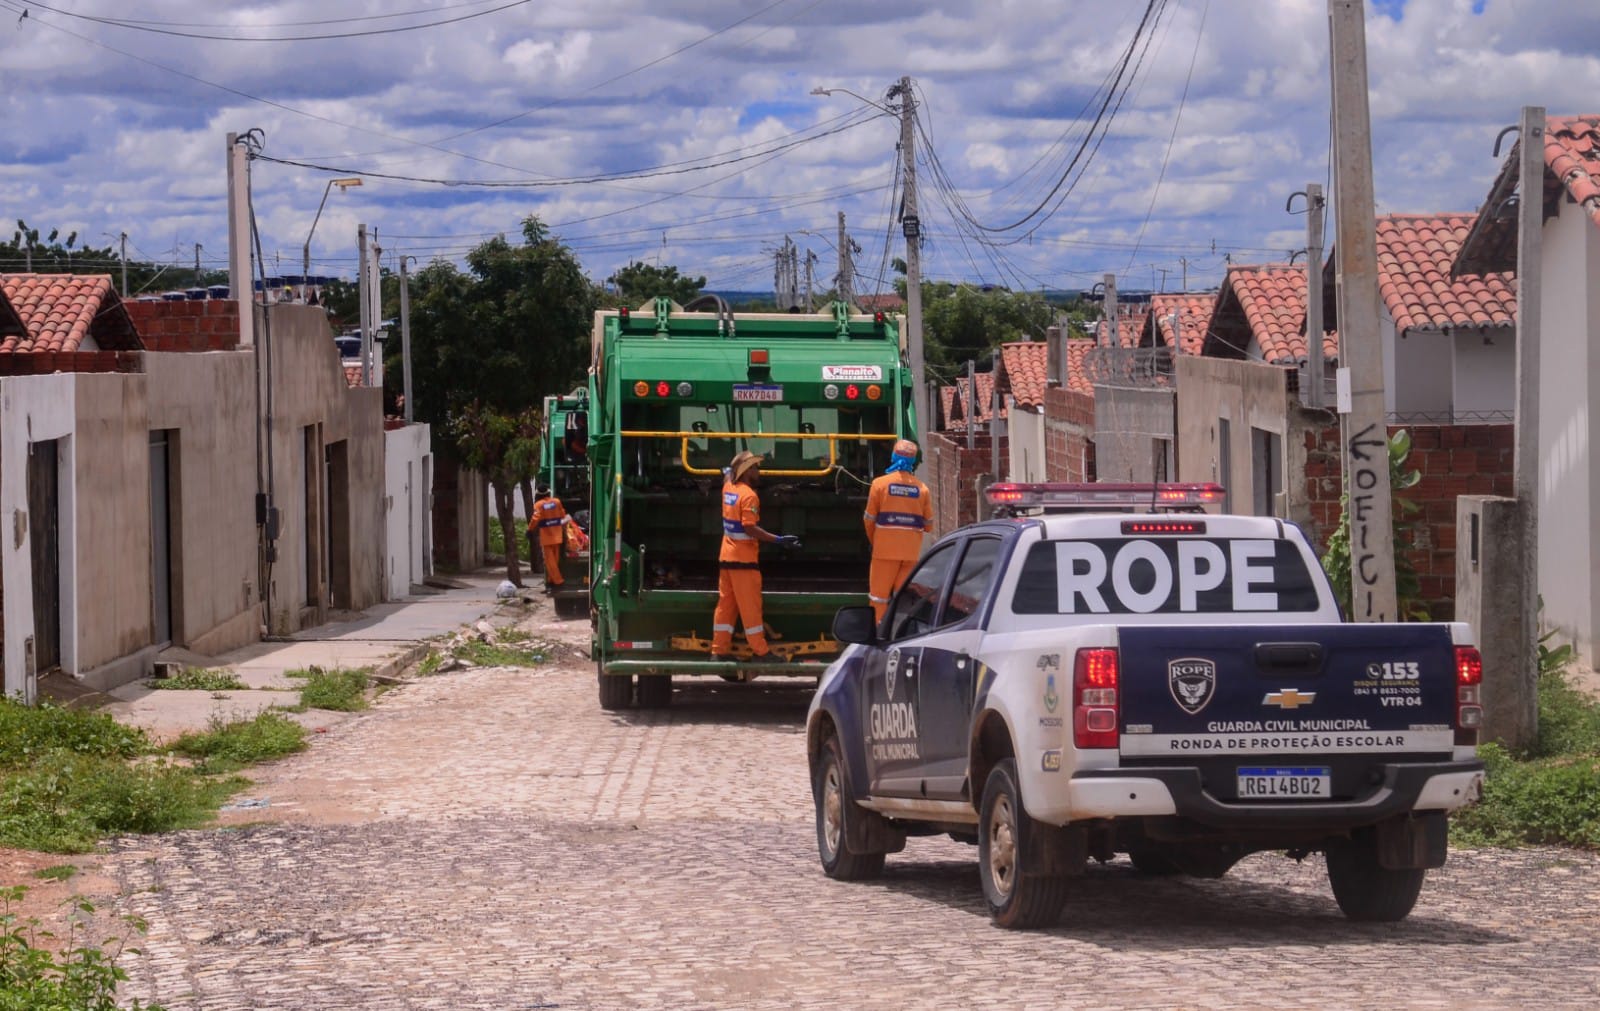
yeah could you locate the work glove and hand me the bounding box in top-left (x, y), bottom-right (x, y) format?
top-left (776, 535), bottom-right (802, 551)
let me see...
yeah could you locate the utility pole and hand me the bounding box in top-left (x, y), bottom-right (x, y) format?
top-left (358, 224), bottom-right (371, 386)
top-left (1180, 257), bottom-right (1188, 291)
top-left (118, 232), bottom-right (128, 298)
top-left (836, 212), bottom-right (853, 307)
top-left (965, 359), bottom-right (976, 452)
top-left (990, 347), bottom-right (1001, 481)
top-left (1510, 104), bottom-right (1546, 743)
top-left (1102, 273), bottom-right (1118, 347)
top-left (194, 243), bottom-right (203, 287)
top-left (225, 132), bottom-right (255, 346)
top-left (399, 254), bottom-right (415, 423)
top-left (1303, 182), bottom-right (1327, 408)
top-left (890, 77), bottom-right (929, 452)
top-left (1329, 0), bottom-right (1396, 621)
top-left (803, 249), bottom-right (816, 312)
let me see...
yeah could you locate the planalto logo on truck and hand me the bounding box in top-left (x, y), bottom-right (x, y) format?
top-left (1168, 657), bottom-right (1216, 714)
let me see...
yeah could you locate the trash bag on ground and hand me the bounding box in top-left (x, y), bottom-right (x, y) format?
top-left (495, 579), bottom-right (518, 599)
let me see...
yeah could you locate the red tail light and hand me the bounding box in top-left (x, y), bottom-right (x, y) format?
top-left (1073, 648), bottom-right (1120, 749)
top-left (612, 549), bottom-right (622, 574)
top-left (656, 380), bottom-right (671, 398)
top-left (845, 384), bottom-right (860, 400)
top-left (1455, 646), bottom-right (1483, 746)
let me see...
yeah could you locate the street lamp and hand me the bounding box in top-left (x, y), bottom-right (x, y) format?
top-left (808, 86), bottom-right (892, 114)
top-left (302, 176), bottom-right (363, 289)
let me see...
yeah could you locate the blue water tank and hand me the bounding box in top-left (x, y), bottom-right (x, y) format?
top-left (208, 285), bottom-right (230, 299)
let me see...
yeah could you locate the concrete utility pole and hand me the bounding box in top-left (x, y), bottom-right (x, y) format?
top-left (358, 224), bottom-right (371, 386)
top-left (1303, 182), bottom-right (1327, 408)
top-left (990, 347), bottom-right (1001, 480)
top-left (194, 243), bottom-right (203, 287)
top-left (225, 132), bottom-right (255, 346)
top-left (1512, 104), bottom-right (1546, 738)
top-left (118, 232), bottom-right (128, 298)
top-left (890, 77), bottom-right (929, 452)
top-left (1180, 257), bottom-right (1188, 291)
top-left (1102, 273), bottom-right (1118, 347)
top-left (399, 254), bottom-right (415, 423)
top-left (1329, 0), bottom-right (1397, 621)
top-left (804, 248), bottom-right (816, 312)
top-left (965, 359), bottom-right (976, 452)
top-left (836, 212), bottom-right (853, 307)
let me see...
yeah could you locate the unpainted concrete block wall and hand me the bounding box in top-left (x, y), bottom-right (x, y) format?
top-left (925, 431), bottom-right (1007, 539)
top-left (125, 300), bottom-right (241, 352)
top-left (1042, 386), bottom-right (1095, 483)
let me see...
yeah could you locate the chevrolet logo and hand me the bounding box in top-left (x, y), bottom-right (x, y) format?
top-left (1263, 689), bottom-right (1316, 709)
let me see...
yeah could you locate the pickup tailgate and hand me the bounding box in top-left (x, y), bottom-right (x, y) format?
top-left (1117, 623), bottom-right (1457, 779)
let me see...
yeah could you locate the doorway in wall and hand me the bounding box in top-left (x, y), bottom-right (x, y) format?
top-left (27, 439), bottom-right (61, 673)
top-left (149, 430), bottom-right (177, 646)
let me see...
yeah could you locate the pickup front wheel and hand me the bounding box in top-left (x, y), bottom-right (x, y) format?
top-left (812, 735), bottom-right (885, 880)
top-left (979, 759), bottom-right (1066, 929)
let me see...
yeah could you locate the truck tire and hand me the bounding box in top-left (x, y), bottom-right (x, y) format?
top-left (1325, 838), bottom-right (1426, 922)
top-left (812, 735), bottom-right (886, 881)
top-left (636, 673), bottom-right (672, 709)
top-left (598, 671), bottom-right (634, 710)
top-left (978, 759), bottom-right (1067, 929)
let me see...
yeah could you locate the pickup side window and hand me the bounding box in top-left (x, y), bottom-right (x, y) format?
top-left (886, 541), bottom-right (960, 641)
top-left (1011, 537), bottom-right (1323, 615)
top-left (940, 536), bottom-right (1002, 628)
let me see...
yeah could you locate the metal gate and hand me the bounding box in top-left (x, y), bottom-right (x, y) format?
top-left (27, 440), bottom-right (61, 673)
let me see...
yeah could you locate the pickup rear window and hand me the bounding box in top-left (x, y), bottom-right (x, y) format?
top-left (1011, 537), bottom-right (1324, 615)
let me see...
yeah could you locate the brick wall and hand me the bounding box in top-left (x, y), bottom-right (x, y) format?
top-left (926, 431), bottom-right (1008, 538)
top-left (1302, 422), bottom-right (1514, 620)
top-left (125, 300), bottom-right (241, 352)
top-left (1042, 386), bottom-right (1096, 483)
top-left (0, 351), bottom-right (142, 376)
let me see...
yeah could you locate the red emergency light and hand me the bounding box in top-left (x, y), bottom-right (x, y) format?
top-left (656, 380), bottom-right (671, 398)
top-left (984, 482), bottom-right (1226, 516)
top-left (845, 384), bottom-right (860, 400)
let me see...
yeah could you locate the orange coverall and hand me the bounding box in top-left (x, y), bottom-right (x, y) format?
top-left (863, 471), bottom-right (933, 622)
top-left (531, 495), bottom-right (568, 587)
top-left (712, 479), bottom-right (771, 657)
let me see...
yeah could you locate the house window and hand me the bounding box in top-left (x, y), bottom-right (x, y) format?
top-left (1251, 427), bottom-right (1283, 517)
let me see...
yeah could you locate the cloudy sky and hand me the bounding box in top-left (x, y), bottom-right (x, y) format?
top-left (3, 0), bottom-right (1598, 298)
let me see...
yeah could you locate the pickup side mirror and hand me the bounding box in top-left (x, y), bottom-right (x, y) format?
top-left (832, 605), bottom-right (879, 646)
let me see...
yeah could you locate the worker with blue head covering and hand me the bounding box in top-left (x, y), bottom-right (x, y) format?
top-left (862, 438), bottom-right (933, 624)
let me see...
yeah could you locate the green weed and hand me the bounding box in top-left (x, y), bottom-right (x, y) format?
top-left (0, 700), bottom-right (147, 767)
top-left (166, 712), bottom-right (307, 774)
top-left (1453, 639), bottom-right (1600, 850)
top-left (451, 639), bottom-right (548, 668)
top-left (30, 866), bottom-right (75, 883)
top-left (295, 669), bottom-right (370, 712)
top-left (145, 669), bottom-right (244, 692)
top-left (0, 886), bottom-right (165, 1010)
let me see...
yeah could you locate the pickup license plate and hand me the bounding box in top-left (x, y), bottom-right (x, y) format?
top-left (1237, 766), bottom-right (1330, 799)
top-left (732, 384), bottom-right (783, 402)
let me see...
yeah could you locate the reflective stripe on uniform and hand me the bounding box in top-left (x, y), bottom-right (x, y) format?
top-left (744, 624), bottom-right (764, 635)
top-left (713, 623), bottom-right (735, 633)
top-left (538, 517), bottom-right (564, 528)
top-left (862, 511), bottom-right (877, 521)
top-left (876, 512), bottom-right (926, 530)
top-left (868, 594), bottom-right (890, 604)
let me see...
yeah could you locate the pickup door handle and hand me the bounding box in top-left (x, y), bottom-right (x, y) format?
top-left (1254, 642), bottom-right (1324, 676)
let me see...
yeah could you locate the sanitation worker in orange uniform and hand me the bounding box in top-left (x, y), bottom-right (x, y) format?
top-left (712, 451), bottom-right (800, 662)
top-left (863, 439), bottom-right (933, 623)
top-left (530, 484), bottom-right (571, 594)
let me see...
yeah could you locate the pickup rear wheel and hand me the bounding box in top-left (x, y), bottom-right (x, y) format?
top-left (978, 759), bottom-right (1066, 929)
top-left (597, 671), bottom-right (634, 710)
top-left (1325, 837), bottom-right (1426, 922)
top-left (812, 735), bottom-right (886, 881)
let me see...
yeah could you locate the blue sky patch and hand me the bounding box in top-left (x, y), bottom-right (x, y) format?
top-left (738, 101), bottom-right (810, 129)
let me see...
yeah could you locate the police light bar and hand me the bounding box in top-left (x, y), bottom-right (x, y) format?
top-left (985, 482), bottom-right (1224, 515)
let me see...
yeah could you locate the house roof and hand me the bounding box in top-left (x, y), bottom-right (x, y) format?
top-left (1375, 213), bottom-right (1515, 331)
top-left (999, 341), bottom-right (1048, 410)
top-left (1203, 263), bottom-right (1338, 364)
top-left (1146, 293), bottom-right (1214, 355)
top-left (855, 292), bottom-right (906, 312)
top-left (0, 274), bottom-right (142, 353)
top-left (1456, 114), bottom-right (1600, 276)
top-left (1094, 309), bottom-right (1145, 349)
top-left (938, 370), bottom-right (1005, 430)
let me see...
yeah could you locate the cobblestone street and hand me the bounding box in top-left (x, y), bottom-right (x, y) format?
top-left (100, 612), bottom-right (1600, 1010)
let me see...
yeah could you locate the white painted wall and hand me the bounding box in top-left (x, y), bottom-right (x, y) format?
top-left (1, 375), bottom-right (78, 701)
top-left (384, 423), bottom-right (433, 600)
top-left (1387, 320), bottom-right (1454, 418)
top-left (1537, 207), bottom-right (1600, 669)
top-left (1452, 327), bottom-right (1516, 419)
top-left (1005, 401), bottom-right (1046, 483)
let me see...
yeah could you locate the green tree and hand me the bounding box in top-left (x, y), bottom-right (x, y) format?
top-left (920, 282), bottom-right (1054, 372)
top-left (1, 221), bottom-right (191, 294)
top-left (605, 261), bottom-right (707, 307)
top-left (399, 216), bottom-right (597, 583)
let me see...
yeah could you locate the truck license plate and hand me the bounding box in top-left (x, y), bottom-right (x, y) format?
top-left (732, 384), bottom-right (783, 402)
top-left (1236, 766), bottom-right (1330, 799)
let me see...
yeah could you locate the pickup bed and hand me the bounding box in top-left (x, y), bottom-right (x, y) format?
top-left (806, 503), bottom-right (1485, 928)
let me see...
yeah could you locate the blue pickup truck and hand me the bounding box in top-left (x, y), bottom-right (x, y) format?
top-left (807, 482), bottom-right (1485, 928)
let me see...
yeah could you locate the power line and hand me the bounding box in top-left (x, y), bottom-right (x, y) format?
top-left (15, 0), bottom-right (533, 42)
top-left (1124, 0), bottom-right (1209, 272)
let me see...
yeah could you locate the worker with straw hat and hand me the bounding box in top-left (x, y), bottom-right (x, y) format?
top-left (711, 450), bottom-right (800, 662)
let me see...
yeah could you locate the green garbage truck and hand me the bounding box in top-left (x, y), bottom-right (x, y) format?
top-left (586, 297), bottom-right (918, 709)
top-left (537, 390), bottom-right (593, 618)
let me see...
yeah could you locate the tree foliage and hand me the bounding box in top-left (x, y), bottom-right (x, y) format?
top-left (400, 216), bottom-right (596, 434)
top-left (0, 219), bottom-right (219, 292)
top-left (920, 282), bottom-right (1054, 372)
top-left (605, 261), bottom-right (707, 307)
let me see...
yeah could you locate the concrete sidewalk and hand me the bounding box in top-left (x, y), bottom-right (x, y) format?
top-left (101, 571), bottom-right (511, 742)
